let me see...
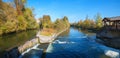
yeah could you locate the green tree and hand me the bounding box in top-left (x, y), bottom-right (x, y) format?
top-left (0, 0), bottom-right (39, 35)
top-left (40, 15), bottom-right (53, 28)
top-left (54, 16), bottom-right (70, 32)
top-left (24, 8), bottom-right (39, 29)
top-left (14, 0), bottom-right (26, 15)
top-left (95, 13), bottom-right (103, 28)
top-left (77, 20), bottom-right (83, 27)
top-left (63, 16), bottom-right (70, 27)
top-left (16, 15), bottom-right (27, 31)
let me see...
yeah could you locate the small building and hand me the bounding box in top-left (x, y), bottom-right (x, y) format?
top-left (102, 16), bottom-right (120, 30)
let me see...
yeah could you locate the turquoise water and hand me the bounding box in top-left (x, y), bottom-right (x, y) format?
top-left (21, 28), bottom-right (120, 58)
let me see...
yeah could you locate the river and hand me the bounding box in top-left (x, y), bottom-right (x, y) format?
top-left (0, 30), bottom-right (37, 57)
top-left (20, 28), bottom-right (120, 58)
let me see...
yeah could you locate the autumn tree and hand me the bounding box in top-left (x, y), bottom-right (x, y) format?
top-left (63, 16), bottom-right (70, 27)
top-left (40, 15), bottom-right (53, 29)
top-left (14, 0), bottom-right (26, 15)
top-left (0, 0), bottom-right (39, 35)
top-left (95, 13), bottom-right (103, 28)
top-left (54, 16), bottom-right (70, 32)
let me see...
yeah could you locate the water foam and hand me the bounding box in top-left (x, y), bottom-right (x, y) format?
top-left (46, 43), bottom-right (53, 53)
top-left (58, 36), bottom-right (87, 39)
top-left (105, 50), bottom-right (119, 58)
top-left (19, 44), bottom-right (40, 58)
top-left (53, 40), bottom-right (75, 44)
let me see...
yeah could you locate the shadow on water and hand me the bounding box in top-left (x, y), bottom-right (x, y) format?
top-left (98, 38), bottom-right (120, 49)
top-left (20, 43), bottom-right (49, 58)
top-left (0, 30), bottom-right (37, 58)
top-left (96, 30), bottom-right (120, 49)
top-left (3, 47), bottom-right (21, 58)
top-left (76, 28), bottom-right (120, 50)
top-left (57, 29), bottom-right (70, 37)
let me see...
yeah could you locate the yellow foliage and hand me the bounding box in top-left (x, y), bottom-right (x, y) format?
top-left (17, 15), bottom-right (27, 31)
top-left (40, 28), bottom-right (56, 36)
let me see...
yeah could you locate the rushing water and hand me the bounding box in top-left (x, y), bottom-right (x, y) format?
top-left (21, 28), bottom-right (120, 58)
top-left (0, 30), bottom-right (37, 57)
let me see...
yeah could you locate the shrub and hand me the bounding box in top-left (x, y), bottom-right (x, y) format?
top-left (17, 15), bottom-right (27, 31)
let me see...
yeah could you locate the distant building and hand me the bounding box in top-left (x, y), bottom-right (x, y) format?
top-left (36, 19), bottom-right (40, 23)
top-left (102, 16), bottom-right (120, 30)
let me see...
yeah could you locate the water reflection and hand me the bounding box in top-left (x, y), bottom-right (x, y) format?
top-left (0, 30), bottom-right (37, 57)
top-left (77, 28), bottom-right (120, 50)
top-left (58, 28), bottom-right (70, 37)
top-left (99, 38), bottom-right (120, 49)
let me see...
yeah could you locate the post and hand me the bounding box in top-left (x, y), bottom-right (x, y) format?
top-left (116, 21), bottom-right (118, 30)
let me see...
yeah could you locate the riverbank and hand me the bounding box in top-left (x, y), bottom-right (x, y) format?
top-left (37, 28), bottom-right (69, 43)
top-left (4, 28), bottom-right (69, 58)
top-left (96, 28), bottom-right (120, 39)
top-left (71, 26), bottom-right (101, 33)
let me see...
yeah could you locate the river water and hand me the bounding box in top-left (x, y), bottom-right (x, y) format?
top-left (0, 30), bottom-right (37, 57)
top-left (20, 28), bottom-right (120, 58)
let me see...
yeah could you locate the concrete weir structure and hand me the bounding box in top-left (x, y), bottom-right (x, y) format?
top-left (4, 28), bottom-right (69, 58)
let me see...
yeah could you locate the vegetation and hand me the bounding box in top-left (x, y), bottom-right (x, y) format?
top-left (40, 28), bottom-right (56, 36)
top-left (95, 13), bottom-right (103, 29)
top-left (0, 0), bottom-right (39, 35)
top-left (71, 13), bottom-right (103, 31)
top-left (39, 15), bottom-right (53, 29)
top-left (39, 15), bottom-right (70, 36)
top-left (54, 16), bottom-right (70, 32)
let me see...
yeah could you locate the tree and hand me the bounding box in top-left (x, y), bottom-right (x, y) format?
top-left (95, 13), bottom-right (103, 28)
top-left (16, 15), bottom-right (27, 31)
top-left (40, 15), bottom-right (53, 28)
top-left (77, 20), bottom-right (83, 27)
top-left (24, 8), bottom-right (39, 29)
top-left (14, 0), bottom-right (26, 15)
top-left (0, 0), bottom-right (39, 35)
top-left (54, 16), bottom-right (70, 32)
top-left (63, 16), bottom-right (70, 27)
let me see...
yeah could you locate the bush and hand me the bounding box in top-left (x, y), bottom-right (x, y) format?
top-left (0, 28), bottom-right (3, 35)
top-left (54, 16), bottom-right (70, 32)
top-left (40, 15), bottom-right (53, 29)
top-left (17, 15), bottom-right (27, 31)
top-left (24, 8), bottom-right (39, 29)
top-left (0, 0), bottom-right (39, 35)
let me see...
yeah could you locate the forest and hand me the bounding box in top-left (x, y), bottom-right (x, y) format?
top-left (71, 13), bottom-right (103, 31)
top-left (0, 0), bottom-right (39, 35)
top-left (0, 0), bottom-right (70, 36)
top-left (39, 15), bottom-right (70, 36)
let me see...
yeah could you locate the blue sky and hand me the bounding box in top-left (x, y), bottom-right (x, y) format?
top-left (26, 0), bottom-right (120, 23)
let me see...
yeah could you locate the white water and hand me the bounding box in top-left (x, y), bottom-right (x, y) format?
top-left (58, 36), bottom-right (87, 39)
top-left (19, 44), bottom-right (40, 58)
top-left (46, 43), bottom-right (54, 53)
top-left (19, 28), bottom-right (120, 58)
top-left (105, 50), bottom-right (119, 58)
top-left (53, 40), bottom-right (75, 44)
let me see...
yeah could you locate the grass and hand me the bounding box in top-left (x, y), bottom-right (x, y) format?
top-left (40, 28), bottom-right (56, 36)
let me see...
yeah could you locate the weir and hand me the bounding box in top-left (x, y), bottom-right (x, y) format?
top-left (4, 28), bottom-right (69, 58)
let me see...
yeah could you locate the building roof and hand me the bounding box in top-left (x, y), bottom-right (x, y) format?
top-left (103, 16), bottom-right (120, 21)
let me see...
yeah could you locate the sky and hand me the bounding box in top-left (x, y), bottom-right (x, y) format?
top-left (26, 0), bottom-right (120, 23)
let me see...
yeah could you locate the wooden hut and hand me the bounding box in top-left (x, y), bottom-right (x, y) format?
top-left (102, 16), bottom-right (120, 30)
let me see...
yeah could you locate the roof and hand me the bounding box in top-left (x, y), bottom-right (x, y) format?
top-left (103, 16), bottom-right (120, 21)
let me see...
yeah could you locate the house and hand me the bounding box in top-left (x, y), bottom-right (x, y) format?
top-left (102, 16), bottom-right (120, 30)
